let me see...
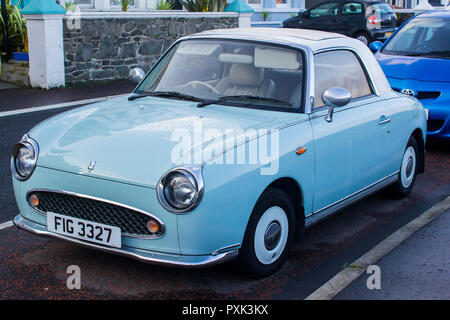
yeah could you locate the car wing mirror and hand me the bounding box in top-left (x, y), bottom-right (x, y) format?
top-left (322, 87), bottom-right (352, 122)
top-left (129, 68), bottom-right (145, 84)
top-left (369, 41), bottom-right (383, 53)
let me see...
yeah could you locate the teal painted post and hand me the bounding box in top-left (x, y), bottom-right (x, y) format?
top-left (225, 0), bottom-right (255, 13)
top-left (21, 0), bottom-right (66, 14)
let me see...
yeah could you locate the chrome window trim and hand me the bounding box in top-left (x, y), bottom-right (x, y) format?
top-left (311, 47), bottom-right (380, 112)
top-left (135, 35), bottom-right (314, 114)
top-left (25, 188), bottom-right (166, 240)
top-left (11, 135), bottom-right (39, 181)
top-left (156, 164), bottom-right (204, 214)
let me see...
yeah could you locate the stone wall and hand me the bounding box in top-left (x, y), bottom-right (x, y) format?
top-left (63, 13), bottom-right (240, 85)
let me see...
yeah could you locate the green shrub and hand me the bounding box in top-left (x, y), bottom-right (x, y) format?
top-left (180, 0), bottom-right (227, 12)
top-left (156, 0), bottom-right (173, 10)
top-left (121, 0), bottom-right (130, 11)
top-left (0, 0), bottom-right (27, 53)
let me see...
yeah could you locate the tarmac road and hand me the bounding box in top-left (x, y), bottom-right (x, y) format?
top-left (0, 104), bottom-right (449, 299)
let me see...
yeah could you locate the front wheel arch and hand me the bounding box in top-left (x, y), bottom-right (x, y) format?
top-left (411, 128), bottom-right (425, 174)
top-left (265, 177), bottom-right (304, 242)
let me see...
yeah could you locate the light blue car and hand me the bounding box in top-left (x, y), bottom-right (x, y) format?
top-left (12, 29), bottom-right (426, 277)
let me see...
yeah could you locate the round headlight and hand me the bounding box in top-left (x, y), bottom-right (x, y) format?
top-left (11, 137), bottom-right (38, 181)
top-left (157, 166), bottom-right (204, 213)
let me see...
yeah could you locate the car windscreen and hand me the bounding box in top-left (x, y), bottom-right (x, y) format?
top-left (135, 39), bottom-right (305, 110)
top-left (382, 18), bottom-right (450, 59)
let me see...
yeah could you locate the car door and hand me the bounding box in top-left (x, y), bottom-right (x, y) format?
top-left (337, 2), bottom-right (366, 36)
top-left (301, 1), bottom-right (341, 32)
top-left (310, 49), bottom-right (394, 214)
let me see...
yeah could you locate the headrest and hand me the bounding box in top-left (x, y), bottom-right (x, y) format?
top-left (228, 64), bottom-right (264, 87)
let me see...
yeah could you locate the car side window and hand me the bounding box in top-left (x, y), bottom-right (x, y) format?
top-left (342, 2), bottom-right (363, 15)
top-left (313, 50), bottom-right (372, 109)
top-left (310, 2), bottom-right (339, 18)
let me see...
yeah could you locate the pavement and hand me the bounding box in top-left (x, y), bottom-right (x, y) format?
top-left (0, 80), bottom-right (135, 112)
top-left (0, 82), bottom-right (449, 299)
top-left (335, 208), bottom-right (450, 299)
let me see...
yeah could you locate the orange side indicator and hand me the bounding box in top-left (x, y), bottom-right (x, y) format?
top-left (29, 194), bottom-right (39, 207)
top-left (296, 147), bottom-right (307, 155)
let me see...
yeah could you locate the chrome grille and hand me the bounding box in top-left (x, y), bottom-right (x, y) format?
top-left (30, 190), bottom-right (159, 237)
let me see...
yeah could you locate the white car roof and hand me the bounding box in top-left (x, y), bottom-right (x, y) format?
top-left (191, 28), bottom-right (352, 52)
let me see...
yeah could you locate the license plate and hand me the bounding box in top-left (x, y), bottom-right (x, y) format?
top-left (47, 212), bottom-right (121, 248)
top-left (385, 32), bottom-right (393, 38)
top-left (425, 108), bottom-right (429, 120)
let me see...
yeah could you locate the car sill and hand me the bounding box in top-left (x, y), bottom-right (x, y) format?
top-left (305, 171), bottom-right (399, 228)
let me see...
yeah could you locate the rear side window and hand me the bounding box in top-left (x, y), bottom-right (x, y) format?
top-left (342, 2), bottom-right (363, 15)
top-left (310, 2), bottom-right (339, 18)
top-left (313, 50), bottom-right (372, 109)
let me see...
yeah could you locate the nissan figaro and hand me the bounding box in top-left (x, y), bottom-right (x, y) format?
top-left (12, 28), bottom-right (426, 277)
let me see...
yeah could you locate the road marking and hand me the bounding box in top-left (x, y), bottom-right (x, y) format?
top-left (305, 196), bottom-right (450, 300)
top-left (0, 94), bottom-right (128, 118)
top-left (0, 220), bottom-right (14, 230)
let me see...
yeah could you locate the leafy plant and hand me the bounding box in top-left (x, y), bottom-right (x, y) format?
top-left (121, 0), bottom-right (130, 12)
top-left (180, 0), bottom-right (227, 12)
top-left (64, 0), bottom-right (78, 12)
top-left (262, 11), bottom-right (268, 21)
top-left (0, 0), bottom-right (27, 54)
top-left (156, 0), bottom-right (173, 10)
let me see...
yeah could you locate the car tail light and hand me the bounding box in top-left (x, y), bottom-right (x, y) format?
top-left (368, 15), bottom-right (378, 25)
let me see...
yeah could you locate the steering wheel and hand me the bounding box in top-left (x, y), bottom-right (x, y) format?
top-left (414, 44), bottom-right (434, 53)
top-left (185, 80), bottom-right (221, 96)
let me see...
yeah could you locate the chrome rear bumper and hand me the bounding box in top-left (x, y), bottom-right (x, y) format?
top-left (14, 214), bottom-right (239, 268)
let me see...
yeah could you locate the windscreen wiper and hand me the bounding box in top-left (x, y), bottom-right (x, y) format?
top-left (128, 91), bottom-right (204, 102)
top-left (197, 95), bottom-right (292, 108)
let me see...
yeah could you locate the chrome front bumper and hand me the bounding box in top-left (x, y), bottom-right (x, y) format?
top-left (14, 214), bottom-right (239, 268)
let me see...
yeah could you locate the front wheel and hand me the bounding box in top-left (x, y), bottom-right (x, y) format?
top-left (234, 188), bottom-right (295, 278)
top-left (388, 136), bottom-right (418, 198)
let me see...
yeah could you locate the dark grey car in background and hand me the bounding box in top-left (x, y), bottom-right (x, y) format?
top-left (282, 0), bottom-right (397, 45)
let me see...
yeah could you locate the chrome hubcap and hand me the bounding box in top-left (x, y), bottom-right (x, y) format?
top-left (400, 146), bottom-right (416, 188)
top-left (357, 36), bottom-right (368, 45)
top-left (264, 221), bottom-right (281, 251)
top-left (254, 206), bottom-right (289, 265)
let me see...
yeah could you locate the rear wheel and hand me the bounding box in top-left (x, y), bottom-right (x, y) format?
top-left (354, 32), bottom-right (371, 46)
top-left (388, 136), bottom-right (418, 198)
top-left (235, 188), bottom-right (295, 278)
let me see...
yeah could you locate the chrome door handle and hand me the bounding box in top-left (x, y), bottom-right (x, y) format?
top-left (378, 117), bottom-right (391, 125)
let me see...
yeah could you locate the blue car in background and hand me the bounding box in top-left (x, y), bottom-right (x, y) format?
top-left (370, 10), bottom-right (450, 140)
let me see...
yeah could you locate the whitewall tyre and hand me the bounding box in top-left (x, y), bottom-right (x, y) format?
top-left (235, 188), bottom-right (296, 278)
top-left (389, 136), bottom-right (419, 198)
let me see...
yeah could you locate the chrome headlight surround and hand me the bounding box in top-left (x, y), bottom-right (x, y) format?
top-left (11, 135), bottom-right (39, 181)
top-left (157, 165), bottom-right (204, 214)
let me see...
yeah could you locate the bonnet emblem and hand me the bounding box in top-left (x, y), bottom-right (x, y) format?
top-left (87, 160), bottom-right (96, 173)
top-left (401, 89), bottom-right (416, 97)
